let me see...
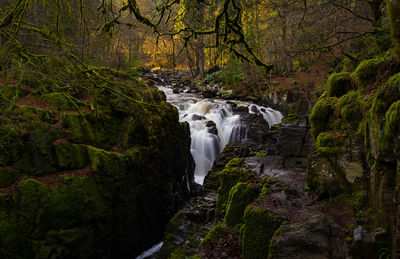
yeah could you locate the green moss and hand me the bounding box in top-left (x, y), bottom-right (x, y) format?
top-left (87, 146), bottom-right (126, 179)
top-left (315, 132), bottom-right (344, 148)
top-left (337, 91), bottom-right (363, 126)
top-left (387, 0), bottom-right (400, 59)
top-left (255, 150), bottom-right (268, 157)
top-left (384, 100), bottom-right (400, 139)
top-left (41, 176), bottom-right (106, 230)
top-left (309, 94), bottom-right (337, 137)
top-left (0, 84), bottom-right (29, 100)
top-left (241, 206), bottom-right (283, 259)
top-left (224, 183), bottom-right (259, 227)
top-left (281, 114), bottom-right (299, 124)
top-left (352, 57), bottom-right (386, 89)
top-left (260, 185), bottom-right (271, 196)
top-left (200, 224), bottom-right (230, 247)
top-left (41, 92), bottom-right (78, 111)
top-left (168, 248), bottom-right (186, 259)
top-left (0, 167), bottom-right (20, 188)
top-left (225, 158), bottom-right (244, 168)
top-left (62, 113), bottom-right (123, 149)
top-left (215, 168), bottom-right (253, 219)
top-left (327, 72), bottom-right (355, 97)
top-left (18, 179), bottom-right (48, 233)
top-left (54, 142), bottom-right (89, 169)
top-left (268, 222), bottom-right (285, 259)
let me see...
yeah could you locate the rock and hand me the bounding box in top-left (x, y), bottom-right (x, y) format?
top-left (275, 116), bottom-right (313, 157)
top-left (269, 217), bottom-right (331, 259)
top-left (202, 90), bottom-right (216, 98)
top-left (240, 206), bottom-right (284, 259)
top-left (351, 226), bottom-right (377, 259)
top-left (192, 114), bottom-right (206, 121)
top-left (250, 105), bottom-right (260, 114)
top-left (0, 75), bottom-right (195, 258)
top-left (230, 114), bottom-right (269, 146)
top-left (226, 101), bottom-right (237, 108)
top-left (206, 120), bottom-right (218, 136)
top-left (206, 65), bottom-right (221, 75)
top-left (233, 105), bottom-right (249, 113)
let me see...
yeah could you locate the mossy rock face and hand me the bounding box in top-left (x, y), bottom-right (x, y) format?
top-left (201, 224), bottom-right (230, 247)
top-left (327, 72), bottom-right (355, 97)
top-left (385, 100), bottom-right (400, 141)
top-left (42, 92), bottom-right (77, 111)
top-left (337, 91), bottom-right (363, 127)
top-left (307, 151), bottom-right (353, 197)
top-left (387, 0), bottom-right (400, 59)
top-left (309, 93), bottom-right (337, 138)
top-left (87, 146), bottom-right (126, 178)
top-left (54, 142), bottom-right (89, 169)
top-left (215, 166), bottom-right (254, 219)
top-left (0, 167), bottom-right (20, 188)
top-left (240, 206), bottom-right (283, 259)
top-left (223, 182), bottom-right (259, 227)
top-left (352, 57), bottom-right (390, 89)
top-left (0, 84), bottom-right (29, 100)
top-left (0, 73), bottom-right (195, 258)
top-left (61, 113), bottom-right (123, 149)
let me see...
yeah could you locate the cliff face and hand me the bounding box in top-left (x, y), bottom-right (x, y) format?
top-left (0, 71), bottom-right (194, 258)
top-left (308, 53), bottom-right (400, 256)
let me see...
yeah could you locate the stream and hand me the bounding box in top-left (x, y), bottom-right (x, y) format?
top-left (157, 84), bottom-right (283, 184)
top-left (135, 73), bottom-right (283, 258)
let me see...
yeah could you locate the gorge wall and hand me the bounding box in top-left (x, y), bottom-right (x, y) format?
top-left (0, 70), bottom-right (194, 258)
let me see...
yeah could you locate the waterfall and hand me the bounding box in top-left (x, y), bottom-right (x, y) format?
top-left (155, 78), bottom-right (283, 185)
top-left (179, 100), bottom-right (240, 184)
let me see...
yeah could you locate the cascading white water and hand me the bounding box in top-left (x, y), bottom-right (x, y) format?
top-left (156, 79), bottom-right (283, 185)
top-left (179, 100), bottom-right (240, 184)
top-left (249, 104), bottom-right (283, 126)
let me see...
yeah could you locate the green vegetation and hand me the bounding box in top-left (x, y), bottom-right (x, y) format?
top-left (240, 206), bottom-right (283, 259)
top-left (387, 0), bottom-right (400, 59)
top-left (224, 183), bottom-right (259, 227)
top-left (327, 72), bottom-right (355, 97)
top-left (309, 94), bottom-right (337, 137)
top-left (201, 224), bottom-right (230, 247)
top-left (215, 161), bottom-right (254, 219)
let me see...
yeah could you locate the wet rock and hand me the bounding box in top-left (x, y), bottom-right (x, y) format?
top-left (202, 90), bottom-right (216, 98)
top-left (206, 121), bottom-right (218, 136)
top-left (233, 105), bottom-right (249, 113)
top-left (226, 101), bottom-right (237, 109)
top-left (233, 114), bottom-right (269, 146)
top-left (269, 216), bottom-right (331, 259)
top-left (192, 114), bottom-right (206, 121)
top-left (250, 105), bottom-right (260, 114)
top-left (275, 116), bottom-right (314, 157)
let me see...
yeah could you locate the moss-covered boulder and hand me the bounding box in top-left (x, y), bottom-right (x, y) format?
top-left (327, 72), bottom-right (355, 97)
top-left (200, 224), bottom-right (230, 247)
top-left (309, 93), bottom-right (337, 137)
top-left (0, 72), bottom-right (195, 258)
top-left (0, 167), bottom-right (20, 188)
top-left (240, 206), bottom-right (283, 259)
top-left (53, 142), bottom-right (89, 169)
top-left (352, 56), bottom-right (393, 90)
top-left (215, 165), bottom-right (254, 219)
top-left (223, 182), bottom-right (259, 227)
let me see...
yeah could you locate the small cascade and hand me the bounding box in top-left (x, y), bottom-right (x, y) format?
top-left (152, 74), bottom-right (283, 185)
top-left (248, 104), bottom-right (283, 126)
top-left (179, 100), bottom-right (240, 184)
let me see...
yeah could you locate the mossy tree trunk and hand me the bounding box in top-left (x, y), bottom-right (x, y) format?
top-left (387, 0), bottom-right (400, 60)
